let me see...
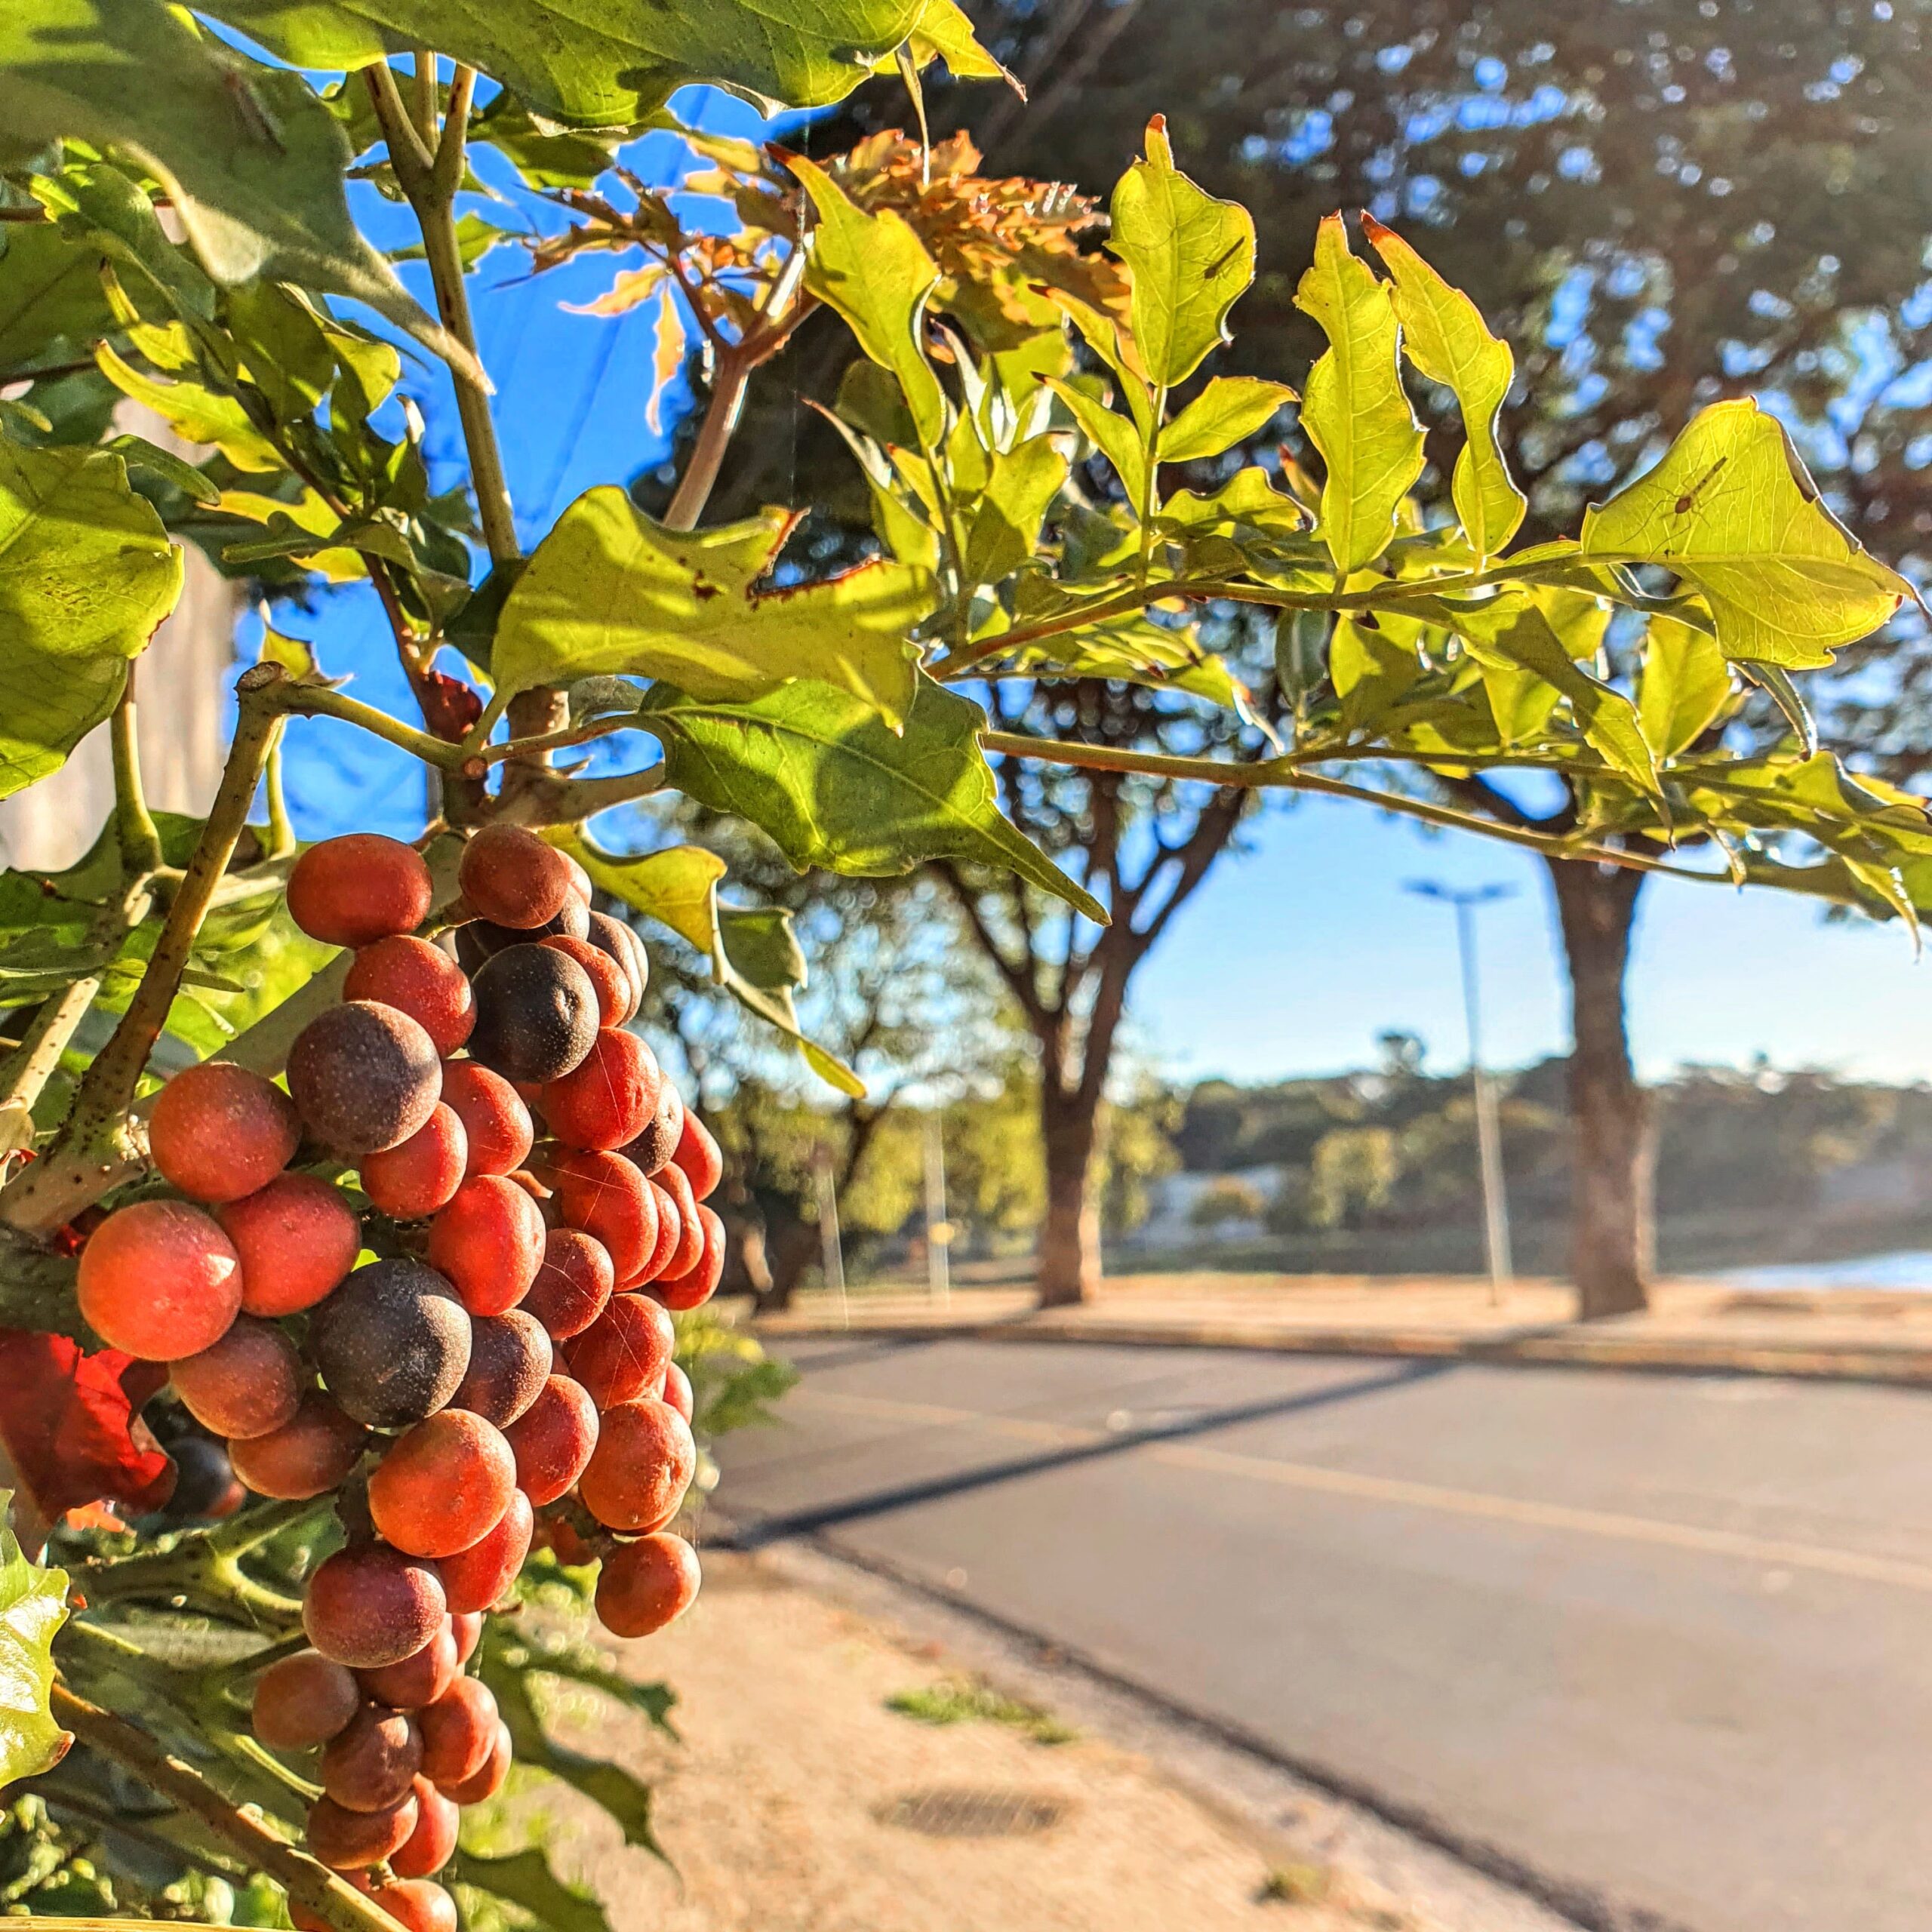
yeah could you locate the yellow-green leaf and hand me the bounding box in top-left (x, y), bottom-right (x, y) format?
top-left (93, 343), bottom-right (282, 474)
top-left (1042, 377), bottom-right (1147, 512)
top-left (792, 153), bottom-right (946, 449)
top-left (1580, 398), bottom-right (1911, 668)
top-left (1158, 376), bottom-right (1296, 466)
top-left (0, 1502), bottom-right (66, 1790)
top-left (1108, 116), bottom-right (1255, 388)
top-left (964, 436), bottom-right (1066, 586)
top-left (1638, 615), bottom-right (1733, 758)
top-left (491, 494), bottom-right (932, 730)
top-left (1363, 214), bottom-right (1524, 563)
top-left (1294, 214), bottom-right (1425, 578)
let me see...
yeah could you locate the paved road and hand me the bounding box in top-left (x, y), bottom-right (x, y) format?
top-left (713, 1337), bottom-right (1932, 1932)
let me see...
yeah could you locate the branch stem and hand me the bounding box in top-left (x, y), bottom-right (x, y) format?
top-left (663, 346), bottom-right (750, 532)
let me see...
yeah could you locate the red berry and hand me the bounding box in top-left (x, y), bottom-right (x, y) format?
top-left (148, 1062), bottom-right (300, 1204)
top-left (503, 1374), bottom-right (598, 1506)
top-left (578, 1397), bottom-right (694, 1533)
top-left (289, 835), bottom-right (432, 947)
top-left (358, 1625), bottom-right (459, 1711)
top-left (595, 1533), bottom-right (700, 1638)
top-left (371, 1878), bottom-right (458, 1932)
top-left (304, 1545), bottom-right (448, 1669)
top-left (661, 1360), bottom-right (694, 1425)
top-left (390, 1777), bottom-right (460, 1878)
top-left (344, 937), bottom-right (475, 1056)
top-left (320, 1703), bottom-right (422, 1812)
top-left (217, 1173), bottom-right (361, 1318)
top-left (368, 1410), bottom-right (516, 1560)
top-left (546, 1149), bottom-right (657, 1281)
top-left (251, 1651), bottom-right (360, 1751)
top-left (436, 1486), bottom-right (533, 1615)
top-left (451, 1309), bottom-right (552, 1429)
top-left (436, 1720), bottom-right (511, 1805)
top-left (654, 1160), bottom-right (704, 1280)
top-left (559, 1293), bottom-right (673, 1410)
top-left (426, 1176), bottom-right (545, 1316)
top-left (361, 1104), bottom-right (468, 1219)
top-left (460, 824), bottom-right (575, 931)
top-left (539, 934), bottom-right (630, 1029)
top-left (648, 1203), bottom-right (724, 1313)
top-left (78, 1199), bottom-right (242, 1361)
top-left (289, 1001), bottom-right (441, 1158)
top-left (451, 1611), bottom-right (482, 1666)
top-left (672, 1110), bottom-right (722, 1200)
top-left (620, 1079), bottom-right (681, 1177)
top-left (626, 1177), bottom-right (681, 1287)
top-left (229, 1392), bottom-right (367, 1500)
top-left (522, 1227), bottom-right (613, 1340)
top-left (439, 1060), bottom-right (534, 1177)
top-left (419, 1675), bottom-right (499, 1788)
top-left (306, 1791), bottom-right (419, 1870)
top-left (170, 1314), bottom-right (303, 1440)
top-left (541, 1028), bottom-right (658, 1152)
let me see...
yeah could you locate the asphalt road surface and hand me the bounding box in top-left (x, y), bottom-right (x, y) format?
top-left (713, 1337), bottom-right (1932, 1932)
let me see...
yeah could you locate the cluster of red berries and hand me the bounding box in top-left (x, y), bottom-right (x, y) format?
top-left (70, 822), bottom-right (723, 1925)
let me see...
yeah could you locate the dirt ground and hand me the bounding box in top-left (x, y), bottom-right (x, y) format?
top-left (508, 1549), bottom-right (1435, 1932)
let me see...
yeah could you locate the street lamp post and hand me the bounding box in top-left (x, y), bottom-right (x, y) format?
top-left (1405, 880), bottom-right (1515, 1304)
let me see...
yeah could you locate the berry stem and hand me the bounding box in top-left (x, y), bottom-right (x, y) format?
top-left (48, 1681), bottom-right (408, 1932)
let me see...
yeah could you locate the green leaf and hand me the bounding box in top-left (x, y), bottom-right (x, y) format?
top-left (0, 1498), bottom-right (69, 1790)
top-left (0, 433), bottom-right (182, 801)
top-left (1441, 593), bottom-right (1659, 792)
top-left (1107, 115), bottom-right (1255, 388)
top-left (1580, 398), bottom-right (1912, 668)
top-left (0, 220), bottom-right (114, 377)
top-left (492, 494), bottom-right (931, 730)
top-left (1158, 377), bottom-right (1295, 466)
top-left (963, 436), bottom-right (1067, 586)
top-left (1294, 214), bottom-right (1426, 578)
top-left (791, 154), bottom-right (946, 450)
top-left (554, 838), bottom-right (862, 1094)
top-left (998, 613), bottom-right (1254, 715)
top-left (92, 340), bottom-right (281, 472)
top-left (901, 0), bottom-right (1012, 81)
top-left (1362, 214), bottom-right (1524, 563)
top-left (452, 1848), bottom-right (611, 1932)
top-left (637, 673), bottom-right (1107, 924)
top-left (1638, 615), bottom-right (1733, 758)
top-left (0, 1), bottom-right (467, 376)
top-left (103, 432), bottom-right (221, 506)
top-left (200, 0), bottom-right (933, 125)
top-left (1041, 377), bottom-right (1147, 512)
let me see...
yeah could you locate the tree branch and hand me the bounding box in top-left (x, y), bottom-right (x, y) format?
top-left (931, 860), bottom-right (1048, 1027)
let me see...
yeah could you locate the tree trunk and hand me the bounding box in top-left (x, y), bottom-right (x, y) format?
top-left (1546, 860), bottom-right (1654, 1320)
top-left (1036, 1088), bottom-right (1101, 1307)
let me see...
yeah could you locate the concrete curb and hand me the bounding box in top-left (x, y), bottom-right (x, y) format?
top-left (752, 1314), bottom-right (1932, 1387)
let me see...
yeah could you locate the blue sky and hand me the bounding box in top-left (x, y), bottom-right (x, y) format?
top-left (272, 91), bottom-right (1932, 1094)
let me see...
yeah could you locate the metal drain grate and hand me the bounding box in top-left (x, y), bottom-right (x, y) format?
top-left (875, 1786), bottom-right (1067, 1838)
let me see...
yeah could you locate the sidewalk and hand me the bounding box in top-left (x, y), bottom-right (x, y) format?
top-left (753, 1273), bottom-right (1932, 1383)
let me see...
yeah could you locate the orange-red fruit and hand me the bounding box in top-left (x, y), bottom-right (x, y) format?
top-left (217, 1173), bottom-right (361, 1318)
top-left (320, 1703), bottom-right (422, 1812)
top-left (438, 1720), bottom-right (511, 1805)
top-left (345, 936), bottom-right (475, 1057)
top-left (654, 1159), bottom-right (704, 1280)
top-left (361, 1104), bottom-right (467, 1220)
top-left (595, 1533), bottom-right (701, 1638)
top-left (585, 911), bottom-right (645, 1023)
top-left (419, 1675), bottom-right (500, 1788)
top-left (503, 1374), bottom-right (598, 1506)
top-left (149, 1061), bottom-right (300, 1204)
top-left (289, 834), bottom-right (433, 947)
top-left (661, 1360), bottom-right (694, 1425)
top-left (547, 1149), bottom-right (657, 1281)
top-left (304, 1545), bottom-right (448, 1669)
top-left (578, 1397), bottom-right (695, 1533)
top-left (459, 824), bottom-right (575, 931)
top-left (649, 1203), bottom-right (725, 1314)
top-left (522, 1227), bottom-right (613, 1340)
top-left (368, 1410), bottom-right (517, 1560)
top-left (372, 1878), bottom-right (458, 1932)
top-left (229, 1392), bottom-right (367, 1500)
top-left (621, 1079), bottom-right (681, 1177)
top-left (672, 1110), bottom-right (722, 1201)
top-left (540, 934), bottom-right (629, 1029)
top-left (306, 1791), bottom-right (419, 1871)
top-left (436, 1485), bottom-right (533, 1615)
top-left (358, 1625), bottom-right (459, 1711)
top-left (427, 1175), bottom-right (544, 1316)
top-left (288, 1001), bottom-right (441, 1157)
top-left (170, 1314), bottom-right (303, 1440)
top-left (78, 1199), bottom-right (242, 1361)
top-left (559, 1293), bottom-right (674, 1410)
top-left (451, 1309), bottom-right (551, 1428)
top-left (439, 1060), bottom-right (534, 1178)
top-left (451, 1611), bottom-right (482, 1666)
top-left (390, 1778), bottom-right (460, 1878)
top-left (540, 1028), bottom-right (658, 1152)
top-left (251, 1651), bottom-right (361, 1751)
top-left (628, 1177), bottom-right (681, 1287)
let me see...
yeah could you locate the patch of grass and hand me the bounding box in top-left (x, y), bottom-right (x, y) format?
top-left (1257, 1863), bottom-right (1331, 1906)
top-left (886, 1678), bottom-right (1078, 1746)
